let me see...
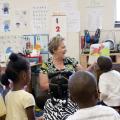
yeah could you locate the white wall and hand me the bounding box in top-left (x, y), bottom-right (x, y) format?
top-left (79, 0), bottom-right (115, 31)
top-left (67, 0), bottom-right (120, 61)
top-left (1, 0), bottom-right (119, 62)
top-left (1, 0), bottom-right (80, 61)
top-left (79, 0), bottom-right (120, 42)
top-left (48, 0), bottom-right (80, 61)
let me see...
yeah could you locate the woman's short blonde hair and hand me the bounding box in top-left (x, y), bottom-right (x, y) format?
top-left (48, 35), bottom-right (64, 54)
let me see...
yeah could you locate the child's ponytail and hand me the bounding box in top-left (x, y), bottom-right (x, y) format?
top-left (1, 73), bottom-right (10, 86)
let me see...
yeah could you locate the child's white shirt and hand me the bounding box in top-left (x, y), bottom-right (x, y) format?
top-left (99, 70), bottom-right (120, 106)
top-left (66, 105), bottom-right (120, 120)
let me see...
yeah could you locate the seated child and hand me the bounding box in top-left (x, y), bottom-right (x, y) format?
top-left (2, 53), bottom-right (36, 120)
top-left (0, 94), bottom-right (6, 120)
top-left (97, 56), bottom-right (120, 113)
top-left (42, 74), bottom-right (78, 120)
top-left (66, 71), bottom-right (120, 120)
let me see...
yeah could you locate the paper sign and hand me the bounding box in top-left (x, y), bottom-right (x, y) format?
top-left (88, 43), bottom-right (110, 64)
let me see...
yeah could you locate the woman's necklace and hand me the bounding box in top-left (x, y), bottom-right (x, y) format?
top-left (53, 58), bottom-right (65, 70)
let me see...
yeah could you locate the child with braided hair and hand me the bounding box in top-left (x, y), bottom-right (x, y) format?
top-left (40, 72), bottom-right (78, 120)
top-left (2, 53), bottom-right (35, 120)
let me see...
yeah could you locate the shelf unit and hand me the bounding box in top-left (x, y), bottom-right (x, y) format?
top-left (80, 53), bottom-right (120, 69)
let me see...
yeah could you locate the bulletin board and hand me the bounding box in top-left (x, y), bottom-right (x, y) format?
top-left (0, 34), bottom-right (49, 63)
top-left (0, 35), bottom-right (24, 62)
top-left (23, 34), bottom-right (49, 62)
top-left (23, 34), bottom-right (49, 54)
top-left (0, 0), bottom-right (49, 34)
top-left (0, 0), bottom-right (49, 63)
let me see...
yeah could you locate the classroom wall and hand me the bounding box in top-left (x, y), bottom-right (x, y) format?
top-left (48, 0), bottom-right (80, 61)
top-left (0, 0), bottom-right (119, 62)
top-left (79, 0), bottom-right (120, 43)
top-left (67, 0), bottom-right (120, 61)
top-left (50, 0), bottom-right (120, 61)
top-left (3, 0), bottom-right (80, 61)
top-left (79, 0), bottom-right (115, 31)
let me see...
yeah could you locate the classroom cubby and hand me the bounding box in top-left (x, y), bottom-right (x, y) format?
top-left (80, 53), bottom-right (120, 69)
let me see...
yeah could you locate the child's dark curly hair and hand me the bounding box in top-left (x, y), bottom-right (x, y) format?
top-left (97, 56), bottom-right (112, 72)
top-left (1, 53), bottom-right (30, 83)
top-left (49, 74), bottom-right (68, 106)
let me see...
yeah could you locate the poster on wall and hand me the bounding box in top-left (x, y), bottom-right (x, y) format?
top-left (3, 20), bottom-right (10, 32)
top-left (50, 15), bottom-right (67, 40)
top-left (31, 2), bottom-right (49, 34)
top-left (14, 9), bottom-right (29, 30)
top-left (2, 2), bottom-right (9, 15)
top-left (59, 0), bottom-right (80, 32)
top-left (87, 8), bottom-right (103, 31)
top-left (59, 0), bottom-right (76, 13)
top-left (0, 1), bottom-right (11, 32)
top-left (0, 35), bottom-right (23, 63)
top-left (67, 11), bottom-right (80, 32)
top-left (88, 0), bottom-right (104, 7)
top-left (39, 34), bottom-right (49, 53)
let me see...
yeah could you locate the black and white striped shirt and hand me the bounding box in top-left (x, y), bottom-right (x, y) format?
top-left (43, 98), bottom-right (78, 120)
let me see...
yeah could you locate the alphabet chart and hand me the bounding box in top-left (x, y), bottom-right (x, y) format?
top-left (31, 2), bottom-right (49, 34)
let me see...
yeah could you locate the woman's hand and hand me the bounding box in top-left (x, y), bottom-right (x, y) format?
top-left (39, 73), bottom-right (49, 91)
top-left (75, 64), bottom-right (84, 71)
top-left (86, 62), bottom-right (97, 72)
top-left (37, 116), bottom-right (45, 120)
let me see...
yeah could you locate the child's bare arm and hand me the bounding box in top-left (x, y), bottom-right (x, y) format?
top-left (26, 106), bottom-right (35, 120)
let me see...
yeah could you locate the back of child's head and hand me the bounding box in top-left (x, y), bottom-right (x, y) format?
top-left (69, 71), bottom-right (97, 105)
top-left (97, 56), bottom-right (112, 72)
top-left (49, 74), bottom-right (68, 105)
top-left (2, 53), bottom-right (30, 84)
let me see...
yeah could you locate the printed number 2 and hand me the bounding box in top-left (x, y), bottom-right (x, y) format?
top-left (56, 26), bottom-right (60, 32)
